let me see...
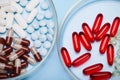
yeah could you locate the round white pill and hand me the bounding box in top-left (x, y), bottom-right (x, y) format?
top-left (39, 34), bottom-right (46, 42)
top-left (40, 2), bottom-right (49, 10)
top-left (34, 40), bottom-right (41, 48)
top-left (39, 27), bottom-right (48, 34)
top-left (43, 41), bottom-right (51, 49)
top-left (44, 10), bottom-right (53, 19)
top-left (47, 20), bottom-right (54, 28)
top-left (0, 27), bottom-right (6, 33)
top-left (31, 32), bottom-right (39, 41)
top-left (20, 0), bottom-right (28, 7)
top-left (26, 26), bottom-right (34, 34)
top-left (36, 13), bottom-right (44, 21)
top-left (32, 21), bottom-right (39, 30)
top-left (48, 28), bottom-right (54, 35)
top-left (39, 20), bottom-right (47, 27)
top-left (47, 34), bottom-right (53, 41)
top-left (39, 47), bottom-right (47, 57)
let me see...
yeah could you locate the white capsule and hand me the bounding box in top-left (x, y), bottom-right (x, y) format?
top-left (31, 32), bottom-right (39, 41)
top-left (34, 40), bottom-right (41, 48)
top-left (0, 0), bottom-right (10, 7)
top-left (15, 59), bottom-right (21, 67)
top-left (27, 57), bottom-right (36, 65)
top-left (39, 34), bottom-right (46, 42)
top-left (44, 10), bottom-right (52, 19)
top-left (0, 27), bottom-right (6, 33)
top-left (11, 1), bottom-right (23, 13)
top-left (15, 13), bottom-right (28, 29)
top-left (26, 0), bottom-right (40, 12)
top-left (40, 1), bottom-right (49, 10)
top-left (27, 8), bottom-right (38, 23)
top-left (43, 41), bottom-right (51, 49)
top-left (6, 13), bottom-right (14, 29)
top-left (39, 27), bottom-right (47, 34)
top-left (1, 5), bottom-right (17, 13)
top-left (46, 34), bottom-right (53, 41)
top-left (39, 47), bottom-right (47, 57)
top-left (13, 24), bottom-right (27, 38)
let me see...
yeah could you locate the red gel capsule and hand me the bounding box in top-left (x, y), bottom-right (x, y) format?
top-left (90, 72), bottom-right (112, 80)
top-left (72, 53), bottom-right (91, 67)
top-left (110, 17), bottom-right (120, 37)
top-left (79, 32), bottom-right (92, 51)
top-left (92, 13), bottom-right (103, 33)
top-left (72, 32), bottom-right (81, 52)
top-left (82, 23), bottom-right (95, 42)
top-left (83, 63), bottom-right (103, 75)
top-left (99, 34), bottom-right (110, 54)
top-left (61, 47), bottom-right (71, 68)
top-left (107, 44), bottom-right (114, 66)
top-left (96, 23), bottom-right (110, 41)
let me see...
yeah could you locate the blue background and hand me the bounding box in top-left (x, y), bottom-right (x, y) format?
top-left (24, 0), bottom-right (77, 80)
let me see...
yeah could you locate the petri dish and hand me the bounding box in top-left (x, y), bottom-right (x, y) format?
top-left (57, 0), bottom-right (120, 80)
top-left (0, 0), bottom-right (57, 79)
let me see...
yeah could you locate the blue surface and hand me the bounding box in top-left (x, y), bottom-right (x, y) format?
top-left (24, 0), bottom-right (77, 80)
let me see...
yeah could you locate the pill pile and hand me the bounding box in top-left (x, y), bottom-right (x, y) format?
top-left (61, 13), bottom-right (120, 80)
top-left (0, 0), bottom-right (56, 79)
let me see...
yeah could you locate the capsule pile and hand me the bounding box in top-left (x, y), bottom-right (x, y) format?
top-left (61, 13), bottom-right (120, 80)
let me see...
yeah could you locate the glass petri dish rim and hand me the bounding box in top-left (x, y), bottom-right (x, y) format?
top-left (8, 0), bottom-right (58, 80)
top-left (57, 0), bottom-right (120, 80)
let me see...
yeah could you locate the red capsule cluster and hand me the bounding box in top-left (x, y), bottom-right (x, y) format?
top-left (0, 29), bottom-right (42, 79)
top-left (61, 13), bottom-right (120, 80)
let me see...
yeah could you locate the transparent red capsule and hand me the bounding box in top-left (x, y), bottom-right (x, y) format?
top-left (83, 63), bottom-right (103, 75)
top-left (61, 47), bottom-right (71, 68)
top-left (13, 37), bottom-right (30, 47)
top-left (110, 17), bottom-right (120, 37)
top-left (72, 53), bottom-right (91, 67)
top-left (21, 61), bottom-right (28, 69)
top-left (0, 46), bottom-right (13, 55)
top-left (96, 23), bottom-right (110, 41)
top-left (31, 46), bottom-right (42, 62)
top-left (14, 59), bottom-right (21, 75)
top-left (0, 63), bottom-right (13, 70)
top-left (79, 32), bottom-right (92, 51)
top-left (72, 32), bottom-right (81, 52)
top-left (0, 55), bottom-right (8, 63)
top-left (90, 71), bottom-right (112, 80)
top-left (82, 23), bottom-right (95, 42)
top-left (107, 44), bottom-right (114, 66)
top-left (13, 44), bottom-right (30, 53)
top-left (99, 34), bottom-right (110, 54)
top-left (0, 38), bottom-right (5, 52)
top-left (92, 13), bottom-right (103, 33)
top-left (6, 28), bottom-right (13, 46)
top-left (0, 73), bottom-right (9, 79)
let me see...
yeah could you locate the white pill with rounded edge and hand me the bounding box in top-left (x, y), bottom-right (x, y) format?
top-left (39, 20), bottom-right (46, 27)
top-left (27, 8), bottom-right (38, 23)
top-left (13, 24), bottom-right (27, 38)
top-left (39, 27), bottom-right (47, 34)
top-left (0, 0), bottom-right (10, 7)
top-left (47, 34), bottom-right (53, 41)
top-left (34, 40), bottom-right (41, 48)
top-left (39, 34), bottom-right (47, 42)
top-left (15, 13), bottom-right (28, 29)
top-left (11, 1), bottom-right (23, 13)
top-left (0, 19), bottom-right (6, 26)
top-left (48, 28), bottom-right (54, 35)
top-left (6, 13), bottom-right (14, 29)
top-left (39, 47), bottom-right (47, 57)
top-left (20, 0), bottom-right (28, 7)
top-left (31, 32), bottom-right (39, 41)
top-left (43, 41), bottom-right (51, 49)
top-left (26, 0), bottom-right (40, 12)
top-left (0, 27), bottom-right (6, 33)
top-left (26, 26), bottom-right (34, 34)
top-left (0, 11), bottom-right (6, 19)
top-left (36, 13), bottom-right (44, 21)
top-left (47, 20), bottom-right (54, 28)
top-left (1, 5), bottom-right (17, 13)
top-left (40, 1), bottom-right (49, 10)
top-left (44, 10), bottom-right (52, 19)
top-left (32, 21), bottom-right (39, 30)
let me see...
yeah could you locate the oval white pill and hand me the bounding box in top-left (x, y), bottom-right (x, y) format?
top-left (40, 1), bottom-right (49, 10)
top-left (31, 32), bottom-right (39, 41)
top-left (44, 10), bottom-right (52, 19)
top-left (26, 0), bottom-right (40, 12)
top-left (43, 41), bottom-right (51, 49)
top-left (39, 34), bottom-right (46, 42)
top-left (47, 34), bottom-right (53, 41)
top-left (32, 21), bottom-right (39, 30)
top-left (26, 26), bottom-right (34, 34)
top-left (36, 13), bottom-right (44, 21)
top-left (39, 47), bottom-right (47, 57)
top-left (27, 8), bottom-right (38, 23)
top-left (34, 40), bottom-right (41, 48)
top-left (39, 27), bottom-right (47, 34)
top-left (15, 13), bottom-right (28, 29)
